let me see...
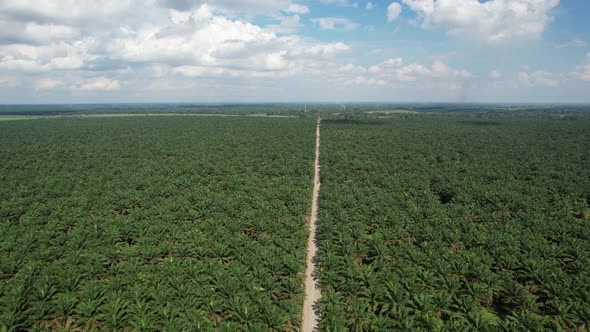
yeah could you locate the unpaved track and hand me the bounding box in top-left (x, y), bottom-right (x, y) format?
top-left (301, 116), bottom-right (322, 332)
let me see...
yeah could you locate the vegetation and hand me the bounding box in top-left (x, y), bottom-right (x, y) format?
top-left (317, 114), bottom-right (590, 331)
top-left (2, 105), bottom-right (589, 331)
top-left (0, 116), bottom-right (316, 330)
top-left (0, 115), bottom-right (46, 122)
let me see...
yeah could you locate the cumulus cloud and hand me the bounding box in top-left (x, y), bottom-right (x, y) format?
top-left (320, 0), bottom-right (350, 5)
top-left (78, 77), bottom-right (120, 91)
top-left (0, 1), bottom-right (353, 90)
top-left (402, 0), bottom-right (560, 44)
top-left (286, 4), bottom-right (309, 14)
top-left (387, 2), bottom-right (402, 22)
top-left (488, 70), bottom-right (502, 79)
top-left (159, 0), bottom-right (307, 17)
top-left (0, 38), bottom-right (97, 72)
top-left (519, 70), bottom-right (561, 87)
top-left (290, 42), bottom-right (351, 58)
top-left (105, 6), bottom-right (351, 77)
top-left (573, 53), bottom-right (590, 81)
top-left (15, 23), bottom-right (78, 44)
top-left (347, 57), bottom-right (470, 84)
top-left (0, 21), bottom-right (79, 45)
top-left (311, 17), bottom-right (360, 31)
top-left (34, 78), bottom-right (64, 90)
top-left (0, 0), bottom-right (135, 26)
top-left (431, 60), bottom-right (471, 78)
top-left (109, 5), bottom-right (276, 65)
top-left (266, 15), bottom-right (303, 34)
top-left (368, 57), bottom-right (403, 74)
top-left (0, 0), bottom-right (582, 102)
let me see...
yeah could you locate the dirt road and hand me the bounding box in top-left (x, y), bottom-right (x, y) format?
top-left (301, 116), bottom-right (322, 332)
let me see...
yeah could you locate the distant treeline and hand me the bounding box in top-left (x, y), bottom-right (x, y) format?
top-left (1, 103), bottom-right (590, 117)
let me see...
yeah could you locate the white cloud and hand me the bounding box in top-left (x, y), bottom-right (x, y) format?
top-left (78, 77), bottom-right (120, 91)
top-left (338, 63), bottom-right (367, 74)
top-left (519, 70), bottom-right (561, 87)
top-left (286, 4), bottom-right (309, 14)
top-left (1, 1), bottom-right (354, 91)
top-left (290, 42), bottom-right (351, 58)
top-left (573, 53), bottom-right (590, 81)
top-left (23, 23), bottom-right (78, 43)
top-left (431, 60), bottom-right (471, 78)
top-left (0, 76), bottom-right (20, 88)
top-left (402, 0), bottom-right (560, 44)
top-left (0, 0), bottom-right (134, 24)
top-left (348, 76), bottom-right (388, 86)
top-left (395, 63), bottom-right (430, 81)
top-left (106, 6), bottom-right (350, 76)
top-left (387, 2), bottom-right (402, 22)
top-left (110, 7), bottom-right (276, 65)
top-left (488, 70), bottom-right (502, 79)
top-left (172, 64), bottom-right (289, 78)
top-left (34, 78), bottom-right (64, 90)
top-left (354, 57), bottom-right (470, 84)
top-left (311, 17), bottom-right (360, 30)
top-left (0, 56), bottom-right (42, 72)
top-left (160, 0), bottom-right (307, 17)
top-left (0, 37), bottom-right (97, 72)
top-left (368, 57), bottom-right (403, 73)
top-left (318, 0), bottom-right (361, 9)
top-left (555, 38), bottom-right (586, 49)
top-left (169, 9), bottom-right (193, 24)
top-left (320, 0), bottom-right (349, 5)
top-left (173, 65), bottom-right (235, 77)
top-left (267, 15), bottom-right (302, 34)
top-left (0, 0), bottom-right (584, 103)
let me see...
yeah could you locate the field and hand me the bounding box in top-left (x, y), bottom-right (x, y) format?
top-left (0, 116), bottom-right (315, 330)
top-left (317, 114), bottom-right (590, 330)
top-left (1, 106), bottom-right (589, 331)
top-left (0, 115), bottom-right (46, 121)
top-left (0, 113), bottom-right (293, 122)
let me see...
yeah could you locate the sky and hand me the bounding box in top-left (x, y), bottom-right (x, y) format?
top-left (0, 0), bottom-right (589, 104)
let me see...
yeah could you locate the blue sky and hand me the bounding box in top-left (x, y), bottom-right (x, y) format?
top-left (0, 0), bottom-right (589, 103)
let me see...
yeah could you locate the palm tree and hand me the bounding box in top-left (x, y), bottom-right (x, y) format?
top-left (346, 299), bottom-right (373, 332)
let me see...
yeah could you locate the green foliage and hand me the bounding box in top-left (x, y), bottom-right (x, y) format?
top-left (317, 114), bottom-right (590, 330)
top-left (0, 116), bottom-right (315, 330)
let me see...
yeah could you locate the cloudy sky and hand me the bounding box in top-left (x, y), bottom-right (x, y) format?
top-left (0, 0), bottom-right (589, 103)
